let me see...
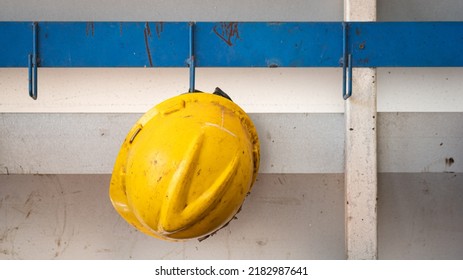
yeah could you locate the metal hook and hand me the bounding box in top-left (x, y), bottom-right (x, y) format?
top-left (188, 22), bottom-right (196, 93)
top-left (28, 22), bottom-right (38, 100)
top-left (342, 22), bottom-right (352, 100)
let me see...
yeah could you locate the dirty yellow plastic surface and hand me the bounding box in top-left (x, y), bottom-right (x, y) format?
top-left (109, 93), bottom-right (260, 241)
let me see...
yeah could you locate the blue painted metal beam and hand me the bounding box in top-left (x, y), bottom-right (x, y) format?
top-left (1, 22), bottom-right (463, 68)
top-left (349, 22), bottom-right (463, 67)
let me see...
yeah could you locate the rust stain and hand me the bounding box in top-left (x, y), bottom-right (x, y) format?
top-left (268, 62), bottom-right (279, 68)
top-left (358, 58), bottom-right (370, 64)
top-left (144, 22), bottom-right (154, 67)
top-left (155, 22), bottom-right (164, 38)
top-left (445, 157), bottom-right (455, 167)
top-left (119, 22), bottom-right (123, 36)
top-left (359, 41), bottom-right (366, 50)
top-left (145, 22), bottom-right (152, 37)
top-left (213, 22), bottom-right (240, 46)
top-left (86, 22), bottom-right (95, 37)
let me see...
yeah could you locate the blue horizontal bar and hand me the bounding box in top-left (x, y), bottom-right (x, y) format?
top-left (1, 22), bottom-right (463, 68)
top-left (0, 22), bottom-right (189, 67)
top-left (349, 22), bottom-right (463, 67)
top-left (195, 22), bottom-right (341, 67)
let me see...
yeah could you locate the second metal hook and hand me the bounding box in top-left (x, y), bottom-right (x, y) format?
top-left (28, 22), bottom-right (38, 100)
top-left (188, 22), bottom-right (196, 93)
top-left (342, 22), bottom-right (352, 100)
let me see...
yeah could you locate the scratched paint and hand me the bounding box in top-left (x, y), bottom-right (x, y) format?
top-left (85, 22), bottom-right (94, 37)
top-left (213, 22), bottom-right (240, 46)
top-left (155, 22), bottom-right (164, 38)
top-left (143, 22), bottom-right (154, 67)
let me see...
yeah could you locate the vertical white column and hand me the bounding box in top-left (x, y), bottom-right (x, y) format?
top-left (344, 0), bottom-right (378, 259)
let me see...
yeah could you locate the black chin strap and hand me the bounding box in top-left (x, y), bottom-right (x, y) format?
top-left (213, 87), bottom-right (233, 101)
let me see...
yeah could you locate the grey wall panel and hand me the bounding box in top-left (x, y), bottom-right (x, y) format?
top-left (378, 0), bottom-right (463, 21)
top-left (0, 0), bottom-right (343, 21)
top-left (378, 173), bottom-right (463, 259)
top-left (0, 113), bottom-right (345, 174)
top-left (252, 113), bottom-right (345, 174)
top-left (0, 113), bottom-right (139, 174)
top-left (0, 174), bottom-right (345, 260)
top-left (1, 173), bottom-right (462, 259)
top-left (377, 68), bottom-right (463, 113)
top-left (1, 112), bottom-right (463, 174)
top-left (378, 113), bottom-right (463, 173)
top-left (4, 0), bottom-right (463, 22)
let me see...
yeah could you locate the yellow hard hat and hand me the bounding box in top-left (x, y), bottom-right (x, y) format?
top-left (109, 90), bottom-right (260, 241)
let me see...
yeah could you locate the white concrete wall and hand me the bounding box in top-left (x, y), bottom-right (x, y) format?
top-left (0, 174), bottom-right (345, 259)
top-left (1, 0), bottom-right (463, 259)
top-left (2, 112), bottom-right (463, 174)
top-left (2, 68), bottom-right (463, 113)
top-left (2, 173), bottom-right (461, 259)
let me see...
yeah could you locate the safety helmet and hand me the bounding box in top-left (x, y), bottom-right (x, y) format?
top-left (109, 90), bottom-right (260, 241)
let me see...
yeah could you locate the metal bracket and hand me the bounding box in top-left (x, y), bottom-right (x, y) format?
top-left (28, 22), bottom-right (38, 100)
top-left (342, 22), bottom-right (352, 100)
top-left (188, 22), bottom-right (196, 93)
